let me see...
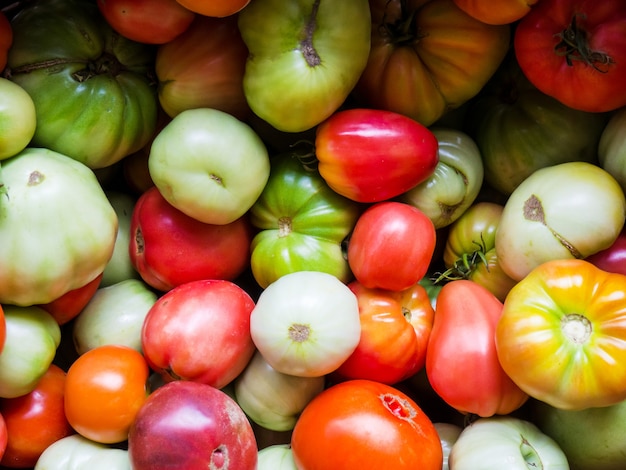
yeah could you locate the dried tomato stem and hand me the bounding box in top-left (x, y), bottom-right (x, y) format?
top-left (554, 13), bottom-right (614, 73)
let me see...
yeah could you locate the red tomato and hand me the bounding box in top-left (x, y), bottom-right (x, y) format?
top-left (0, 364), bottom-right (74, 468)
top-left (334, 280), bottom-right (435, 385)
top-left (452, 0), bottom-right (538, 25)
top-left (0, 413), bottom-right (6, 461)
top-left (291, 379), bottom-right (443, 469)
top-left (64, 345), bottom-right (149, 444)
top-left (174, 0), bottom-right (250, 17)
top-left (97, 0), bottom-right (195, 44)
top-left (36, 273), bottom-right (103, 325)
top-left (425, 280), bottom-right (529, 417)
top-left (129, 186), bottom-right (253, 292)
top-left (0, 10), bottom-right (11, 71)
top-left (315, 108), bottom-right (439, 203)
top-left (347, 201), bottom-right (437, 291)
top-left (155, 14), bottom-right (250, 120)
top-left (586, 227), bottom-right (626, 276)
top-left (514, 0), bottom-right (626, 113)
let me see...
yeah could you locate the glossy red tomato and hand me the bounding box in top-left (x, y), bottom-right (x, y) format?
top-left (315, 108), bottom-right (439, 203)
top-left (37, 273), bottom-right (103, 325)
top-left (515, 0), bottom-right (626, 112)
top-left (0, 364), bottom-right (74, 468)
top-left (64, 345), bottom-right (149, 444)
top-left (586, 227), bottom-right (626, 276)
top-left (97, 0), bottom-right (195, 44)
top-left (347, 201), bottom-right (437, 291)
top-left (426, 280), bottom-right (529, 417)
top-left (0, 10), bottom-right (11, 71)
top-left (334, 280), bottom-right (435, 385)
top-left (291, 379), bottom-right (443, 469)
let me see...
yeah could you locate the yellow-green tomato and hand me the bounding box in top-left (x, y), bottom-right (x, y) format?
top-left (233, 350), bottom-right (325, 432)
top-left (495, 161), bottom-right (626, 281)
top-left (257, 444), bottom-right (297, 470)
top-left (0, 78), bottom-right (36, 161)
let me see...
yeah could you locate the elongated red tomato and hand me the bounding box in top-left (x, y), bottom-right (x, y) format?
top-left (315, 108), bottom-right (438, 203)
top-left (426, 280), bottom-right (529, 417)
top-left (514, 0), bottom-right (626, 112)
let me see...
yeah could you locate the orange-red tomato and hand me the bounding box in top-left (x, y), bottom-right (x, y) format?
top-left (291, 379), bottom-right (443, 469)
top-left (37, 274), bottom-right (103, 326)
top-left (64, 345), bottom-right (149, 444)
top-left (0, 364), bottom-right (74, 468)
top-left (174, 0), bottom-right (250, 17)
top-left (0, 305), bottom-right (5, 355)
top-left (452, 0), bottom-right (538, 25)
top-left (0, 10), bottom-right (11, 71)
top-left (334, 280), bottom-right (435, 385)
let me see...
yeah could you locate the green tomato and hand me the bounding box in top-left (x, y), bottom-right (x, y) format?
top-left (34, 434), bottom-right (131, 470)
top-left (400, 127), bottom-right (484, 229)
top-left (7, 0), bottom-right (158, 169)
top-left (495, 161), bottom-right (626, 281)
top-left (257, 445), bottom-right (297, 470)
top-left (0, 78), bottom-right (36, 161)
top-left (599, 106), bottom-right (626, 195)
top-left (249, 153), bottom-right (362, 289)
top-left (238, 0), bottom-right (371, 132)
top-left (467, 55), bottom-right (608, 196)
top-left (0, 148), bottom-right (118, 306)
top-left (0, 305), bottom-right (61, 399)
top-left (448, 416), bottom-right (569, 469)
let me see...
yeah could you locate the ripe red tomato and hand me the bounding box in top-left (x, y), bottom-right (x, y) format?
top-left (64, 345), bottom-right (149, 444)
top-left (37, 273), bottom-right (103, 325)
top-left (291, 379), bottom-right (443, 469)
top-left (0, 364), bottom-right (74, 468)
top-left (585, 227), bottom-right (626, 276)
top-left (514, 0), bottom-right (626, 112)
top-left (0, 10), bottom-right (11, 71)
top-left (426, 280), bottom-right (529, 417)
top-left (315, 108), bottom-right (439, 203)
top-left (347, 201), bottom-right (437, 291)
top-left (334, 280), bottom-right (435, 385)
top-left (174, 0), bottom-right (250, 17)
top-left (97, 0), bottom-right (195, 44)
top-left (129, 186), bottom-right (253, 292)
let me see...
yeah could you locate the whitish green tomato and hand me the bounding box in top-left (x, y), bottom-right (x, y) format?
top-left (238, 0), bottom-right (371, 132)
top-left (149, 108), bottom-right (270, 225)
top-left (257, 445), bottom-right (297, 470)
top-left (34, 434), bottom-right (131, 470)
top-left (0, 78), bottom-right (36, 161)
top-left (0, 148), bottom-right (118, 306)
top-left (495, 161), bottom-right (626, 281)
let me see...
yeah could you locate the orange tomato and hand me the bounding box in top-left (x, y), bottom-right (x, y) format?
top-left (0, 305), bottom-right (5, 355)
top-left (64, 345), bottom-right (149, 444)
top-left (174, 0), bottom-right (250, 17)
top-left (0, 364), bottom-right (74, 468)
top-left (0, 10), bottom-right (11, 71)
top-left (452, 0), bottom-right (539, 25)
top-left (291, 379), bottom-right (443, 469)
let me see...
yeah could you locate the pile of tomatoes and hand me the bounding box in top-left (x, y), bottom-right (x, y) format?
top-left (0, 0), bottom-right (625, 469)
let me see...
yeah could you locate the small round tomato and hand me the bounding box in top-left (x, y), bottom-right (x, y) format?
top-left (291, 379), bottom-right (443, 469)
top-left (348, 201), bottom-right (437, 292)
top-left (97, 0), bottom-right (195, 44)
top-left (64, 345), bottom-right (149, 444)
top-left (334, 280), bottom-right (435, 385)
top-left (175, 0), bottom-right (250, 17)
top-left (0, 364), bottom-right (74, 468)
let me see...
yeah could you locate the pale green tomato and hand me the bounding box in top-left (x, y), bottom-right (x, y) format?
top-left (0, 305), bottom-right (61, 398)
top-left (434, 422), bottom-right (462, 470)
top-left (34, 434), bottom-right (131, 470)
top-left (449, 416), bottom-right (569, 469)
top-left (257, 444), bottom-right (297, 470)
top-left (496, 161), bottom-right (626, 281)
top-left (400, 127), bottom-right (484, 229)
top-left (250, 271), bottom-right (360, 378)
top-left (149, 108), bottom-right (270, 225)
top-left (73, 279), bottom-right (158, 355)
top-left (0, 77), bottom-right (36, 161)
top-left (0, 148), bottom-right (118, 305)
top-left (234, 350), bottom-right (325, 431)
top-left (599, 106), bottom-right (626, 195)
top-left (238, 0), bottom-right (371, 132)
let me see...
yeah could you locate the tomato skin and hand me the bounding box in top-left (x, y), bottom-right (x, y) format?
top-left (175, 0), bottom-right (250, 17)
top-left (0, 364), bottom-right (74, 468)
top-left (496, 259), bottom-right (626, 410)
top-left (426, 280), bottom-right (529, 417)
top-left (334, 281), bottom-right (435, 385)
top-left (586, 228), bottom-right (626, 276)
top-left (355, 0), bottom-right (510, 126)
top-left (37, 274), bottom-right (103, 326)
top-left (97, 0), bottom-right (195, 44)
top-left (348, 201), bottom-right (437, 292)
top-left (316, 109), bottom-right (438, 203)
top-left (514, 0), bottom-right (626, 113)
top-left (64, 345), bottom-right (149, 444)
top-left (452, 0), bottom-right (537, 25)
top-left (0, 10), bottom-right (11, 71)
top-left (291, 379), bottom-right (443, 470)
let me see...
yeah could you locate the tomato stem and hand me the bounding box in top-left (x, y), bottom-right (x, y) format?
top-left (554, 13), bottom-right (614, 73)
top-left (300, 0), bottom-right (322, 67)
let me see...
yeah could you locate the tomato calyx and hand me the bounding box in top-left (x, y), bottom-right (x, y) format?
top-left (379, 0), bottom-right (425, 47)
top-left (561, 313), bottom-right (592, 344)
top-left (432, 235), bottom-right (489, 284)
top-left (554, 13), bottom-right (615, 73)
